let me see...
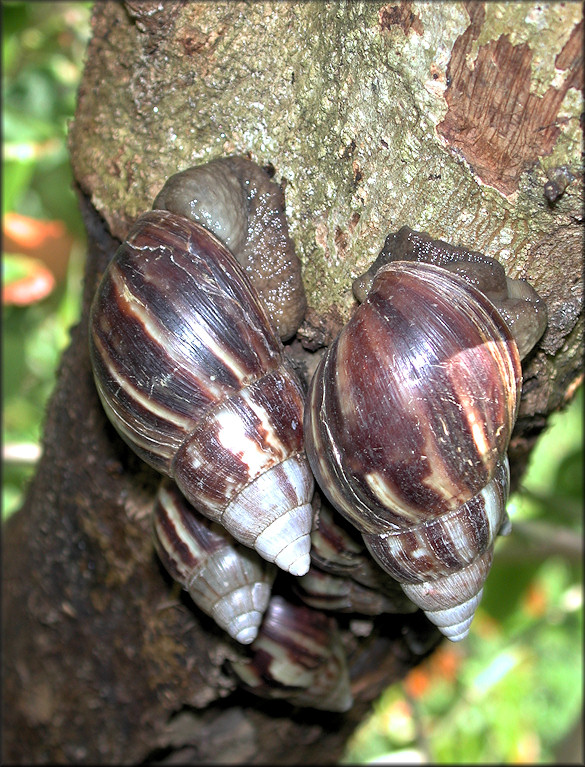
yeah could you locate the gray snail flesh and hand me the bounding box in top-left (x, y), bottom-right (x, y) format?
top-left (90, 158), bottom-right (314, 577)
top-left (305, 228), bottom-right (547, 641)
top-left (153, 156), bottom-right (307, 342)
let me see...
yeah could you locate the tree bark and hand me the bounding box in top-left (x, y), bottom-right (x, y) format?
top-left (3, 2), bottom-right (582, 764)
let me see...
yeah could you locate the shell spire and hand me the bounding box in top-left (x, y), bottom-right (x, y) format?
top-left (153, 479), bottom-right (276, 644)
top-left (363, 459), bottom-right (511, 640)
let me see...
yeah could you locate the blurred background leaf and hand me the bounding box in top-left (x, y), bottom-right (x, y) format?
top-left (2, 3), bottom-right (582, 764)
top-left (2, 1), bottom-right (91, 519)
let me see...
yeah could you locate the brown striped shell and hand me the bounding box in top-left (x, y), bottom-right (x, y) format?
top-left (90, 209), bottom-right (314, 576)
top-left (230, 595), bottom-right (353, 712)
top-left (153, 479), bottom-right (276, 644)
top-left (353, 226), bottom-right (547, 360)
top-left (305, 260), bottom-right (526, 641)
top-left (295, 565), bottom-right (415, 615)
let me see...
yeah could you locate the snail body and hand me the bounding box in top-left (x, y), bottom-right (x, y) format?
top-left (89, 155), bottom-right (548, 706)
top-left (153, 479), bottom-right (276, 644)
top-left (90, 159), bottom-right (314, 576)
top-left (306, 237), bottom-right (547, 641)
top-left (153, 156), bottom-right (307, 341)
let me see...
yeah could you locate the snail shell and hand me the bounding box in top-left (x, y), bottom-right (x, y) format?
top-left (295, 565), bottom-right (414, 615)
top-left (153, 479), bottom-right (276, 644)
top-left (353, 226), bottom-right (547, 360)
top-left (305, 258), bottom-right (534, 640)
top-left (153, 156), bottom-right (307, 341)
top-left (305, 498), bottom-right (417, 614)
top-left (307, 494), bottom-right (365, 576)
top-left (90, 207), bottom-right (314, 575)
top-left (230, 595), bottom-right (353, 712)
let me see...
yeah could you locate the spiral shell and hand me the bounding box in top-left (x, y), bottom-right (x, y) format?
top-left (305, 259), bottom-right (525, 640)
top-left (353, 226), bottom-right (547, 360)
top-left (230, 595), bottom-right (353, 712)
top-left (308, 495), bottom-right (365, 576)
top-left (363, 458), bottom-right (511, 639)
top-left (295, 565), bottom-right (414, 615)
top-left (153, 479), bottom-right (276, 644)
top-left (90, 209), bottom-right (314, 575)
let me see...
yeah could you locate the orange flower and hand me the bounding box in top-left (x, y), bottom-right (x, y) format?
top-left (403, 666), bottom-right (431, 699)
top-left (3, 212), bottom-right (74, 282)
top-left (3, 255), bottom-right (55, 305)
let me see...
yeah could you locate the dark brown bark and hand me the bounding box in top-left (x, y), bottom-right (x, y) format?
top-left (3, 2), bottom-right (583, 764)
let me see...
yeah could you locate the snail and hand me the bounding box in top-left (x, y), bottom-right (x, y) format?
top-left (295, 565), bottom-right (414, 615)
top-left (153, 478), bottom-right (276, 644)
top-left (305, 227), bottom-right (547, 641)
top-left (230, 595), bottom-right (353, 712)
top-left (89, 156), bottom-right (314, 577)
top-left (89, 159), bottom-right (549, 706)
top-left (353, 226), bottom-right (547, 359)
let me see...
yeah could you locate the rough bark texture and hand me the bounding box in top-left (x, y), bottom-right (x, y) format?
top-left (3, 2), bottom-right (583, 764)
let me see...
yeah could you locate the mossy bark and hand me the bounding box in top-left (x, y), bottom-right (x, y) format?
top-left (3, 2), bottom-right (582, 763)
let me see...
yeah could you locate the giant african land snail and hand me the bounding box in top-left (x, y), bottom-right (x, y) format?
top-left (89, 157), bottom-right (314, 584)
top-left (304, 226), bottom-right (547, 641)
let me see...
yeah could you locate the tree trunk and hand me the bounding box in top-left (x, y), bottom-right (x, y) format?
top-left (3, 2), bottom-right (582, 764)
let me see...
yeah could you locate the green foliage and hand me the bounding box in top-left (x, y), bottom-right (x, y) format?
top-left (3, 1), bottom-right (91, 232)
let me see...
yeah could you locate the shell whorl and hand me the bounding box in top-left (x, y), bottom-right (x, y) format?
top-left (302, 498), bottom-right (418, 614)
top-left (305, 260), bottom-right (523, 640)
top-left (153, 479), bottom-right (276, 644)
top-left (90, 209), bottom-right (314, 575)
top-left (295, 565), bottom-right (416, 615)
top-left (363, 459), bottom-right (511, 640)
top-left (361, 459), bottom-right (511, 584)
top-left (307, 262), bottom-right (521, 530)
top-left (352, 226), bottom-right (547, 360)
